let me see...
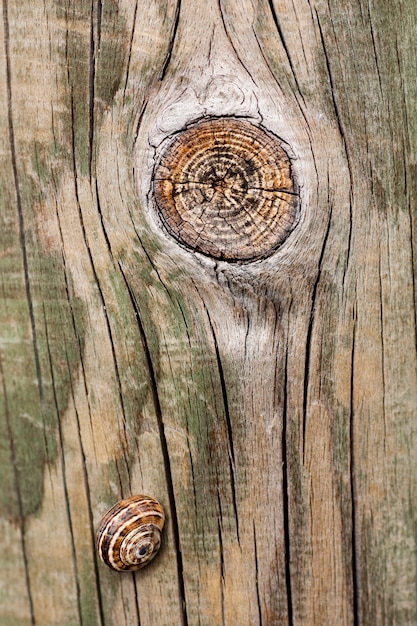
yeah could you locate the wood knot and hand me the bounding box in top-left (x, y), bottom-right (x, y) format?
top-left (153, 118), bottom-right (299, 262)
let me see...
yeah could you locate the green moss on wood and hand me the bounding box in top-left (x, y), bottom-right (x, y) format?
top-left (0, 160), bottom-right (87, 519)
top-left (54, 0), bottom-right (128, 177)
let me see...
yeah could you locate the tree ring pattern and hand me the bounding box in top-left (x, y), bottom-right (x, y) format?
top-left (153, 118), bottom-right (299, 262)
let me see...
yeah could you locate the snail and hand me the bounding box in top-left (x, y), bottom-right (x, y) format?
top-left (96, 495), bottom-right (165, 572)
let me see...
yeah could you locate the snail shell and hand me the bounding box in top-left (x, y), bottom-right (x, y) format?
top-left (96, 495), bottom-right (165, 572)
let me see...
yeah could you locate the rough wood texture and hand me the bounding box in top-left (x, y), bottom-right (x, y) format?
top-left (0, 0), bottom-right (416, 624)
top-left (153, 117), bottom-right (299, 261)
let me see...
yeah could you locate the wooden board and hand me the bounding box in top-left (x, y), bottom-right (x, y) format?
top-left (1, 0), bottom-right (416, 624)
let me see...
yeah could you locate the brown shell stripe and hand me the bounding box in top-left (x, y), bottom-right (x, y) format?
top-left (97, 498), bottom-right (164, 571)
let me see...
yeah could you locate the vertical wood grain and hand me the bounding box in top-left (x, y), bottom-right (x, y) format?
top-left (0, 0), bottom-right (416, 624)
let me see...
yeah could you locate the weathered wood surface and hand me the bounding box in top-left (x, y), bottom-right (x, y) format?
top-left (1, 0), bottom-right (416, 624)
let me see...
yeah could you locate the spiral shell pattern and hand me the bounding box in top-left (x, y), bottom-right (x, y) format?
top-left (153, 118), bottom-right (299, 262)
top-left (96, 495), bottom-right (165, 572)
